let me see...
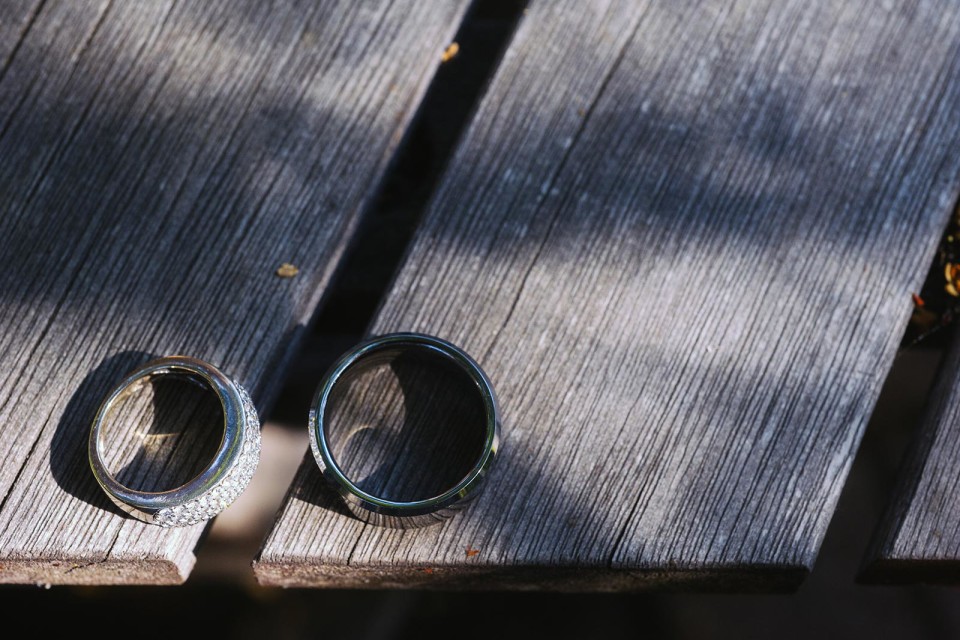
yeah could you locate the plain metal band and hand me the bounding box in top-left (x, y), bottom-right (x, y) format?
top-left (88, 355), bottom-right (258, 526)
top-left (309, 332), bottom-right (501, 528)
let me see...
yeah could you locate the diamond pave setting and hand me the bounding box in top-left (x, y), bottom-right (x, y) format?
top-left (153, 385), bottom-right (261, 527)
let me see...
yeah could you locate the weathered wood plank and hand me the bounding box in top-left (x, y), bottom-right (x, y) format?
top-left (864, 329), bottom-right (960, 584)
top-left (0, 1), bottom-right (43, 77)
top-left (256, 0), bottom-right (960, 589)
top-left (0, 0), bottom-right (469, 585)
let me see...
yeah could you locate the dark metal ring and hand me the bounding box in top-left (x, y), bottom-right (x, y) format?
top-left (309, 333), bottom-right (500, 528)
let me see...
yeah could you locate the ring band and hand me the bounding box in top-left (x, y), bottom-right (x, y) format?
top-left (309, 332), bottom-right (500, 528)
top-left (88, 356), bottom-right (261, 527)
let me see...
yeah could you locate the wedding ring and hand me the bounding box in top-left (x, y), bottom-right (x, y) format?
top-left (309, 333), bottom-right (500, 528)
top-left (88, 356), bottom-right (261, 527)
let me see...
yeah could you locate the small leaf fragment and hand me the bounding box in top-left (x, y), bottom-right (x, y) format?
top-left (441, 42), bottom-right (459, 63)
top-left (276, 263), bottom-right (299, 278)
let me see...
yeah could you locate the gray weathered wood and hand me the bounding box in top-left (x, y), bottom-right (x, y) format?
top-left (0, 0), bottom-right (469, 585)
top-left (864, 329), bottom-right (960, 583)
top-left (256, 0), bottom-right (960, 589)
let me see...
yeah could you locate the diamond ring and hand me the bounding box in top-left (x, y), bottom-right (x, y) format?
top-left (88, 356), bottom-right (261, 527)
top-left (309, 333), bottom-right (501, 528)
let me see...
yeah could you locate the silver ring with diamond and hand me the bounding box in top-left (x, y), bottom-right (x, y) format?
top-left (309, 332), bottom-right (501, 528)
top-left (88, 355), bottom-right (261, 527)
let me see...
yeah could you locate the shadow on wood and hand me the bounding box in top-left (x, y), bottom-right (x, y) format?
top-left (321, 346), bottom-right (486, 503)
top-left (46, 351), bottom-right (154, 514)
top-left (108, 371), bottom-right (223, 494)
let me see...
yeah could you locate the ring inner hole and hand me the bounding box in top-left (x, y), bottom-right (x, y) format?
top-left (100, 373), bottom-right (223, 493)
top-left (324, 345), bottom-right (486, 502)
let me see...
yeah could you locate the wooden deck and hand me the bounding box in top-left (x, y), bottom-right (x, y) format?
top-left (864, 332), bottom-right (960, 583)
top-left (0, 0), bottom-right (469, 584)
top-left (2, 0), bottom-right (960, 588)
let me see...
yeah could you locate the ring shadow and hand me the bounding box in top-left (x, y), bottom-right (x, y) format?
top-left (109, 370), bottom-right (223, 493)
top-left (50, 350), bottom-right (155, 513)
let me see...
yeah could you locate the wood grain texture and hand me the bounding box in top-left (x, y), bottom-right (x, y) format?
top-left (256, 0), bottom-right (960, 590)
top-left (864, 331), bottom-right (960, 584)
top-left (0, 0), bottom-right (469, 585)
